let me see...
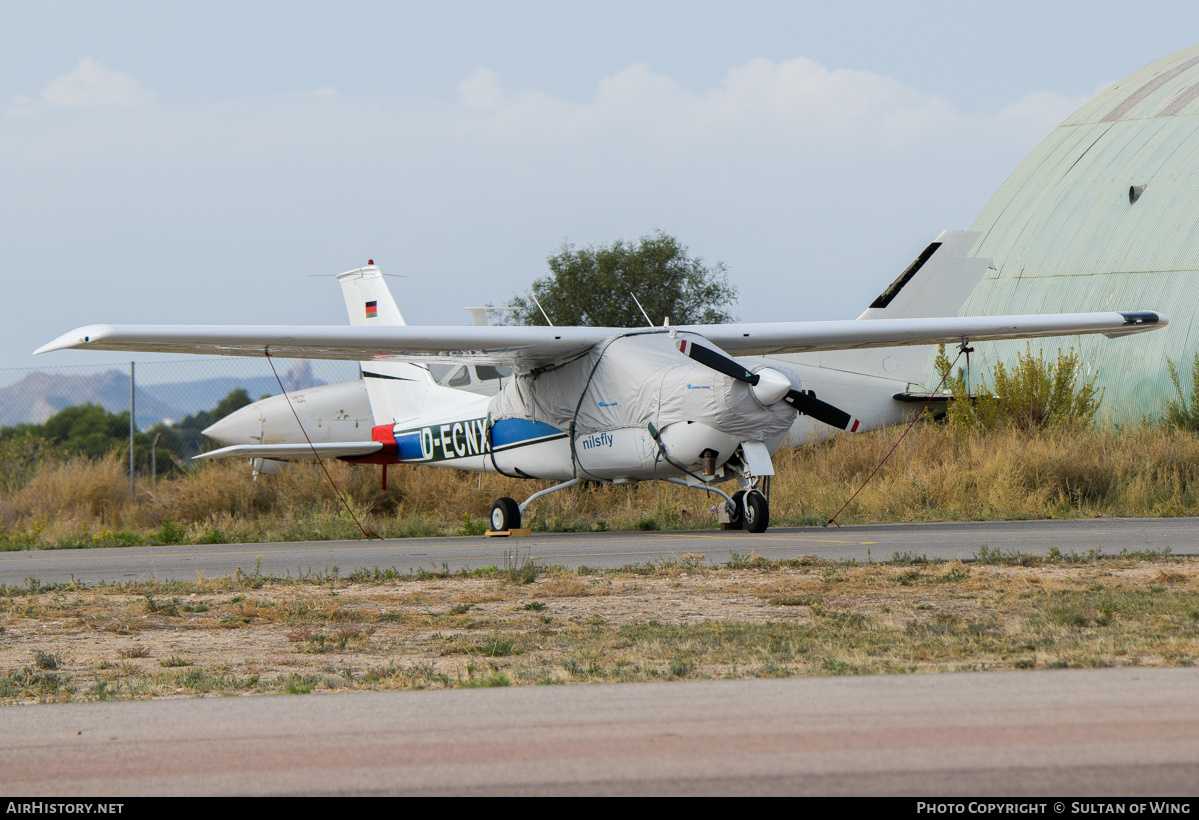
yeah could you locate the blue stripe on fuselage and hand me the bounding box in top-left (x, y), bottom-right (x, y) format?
top-left (395, 431), bottom-right (426, 461)
top-left (490, 418), bottom-right (563, 448)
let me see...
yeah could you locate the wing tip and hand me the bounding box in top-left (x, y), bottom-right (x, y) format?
top-left (34, 325), bottom-right (116, 355)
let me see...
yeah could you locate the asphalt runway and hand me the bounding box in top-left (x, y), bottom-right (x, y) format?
top-left (3, 668), bottom-right (1197, 796)
top-left (2, 516), bottom-right (1196, 586)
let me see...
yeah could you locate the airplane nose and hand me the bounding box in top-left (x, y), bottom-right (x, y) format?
top-left (751, 367), bottom-right (792, 406)
top-left (202, 403), bottom-right (264, 447)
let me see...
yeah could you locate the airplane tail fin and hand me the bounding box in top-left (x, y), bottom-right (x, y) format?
top-left (335, 263), bottom-right (436, 424)
top-left (855, 231), bottom-right (989, 322)
top-left (337, 262), bottom-right (409, 327)
top-left (803, 231), bottom-right (990, 385)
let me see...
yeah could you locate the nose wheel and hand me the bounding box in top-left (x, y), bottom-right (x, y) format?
top-left (743, 489), bottom-right (769, 533)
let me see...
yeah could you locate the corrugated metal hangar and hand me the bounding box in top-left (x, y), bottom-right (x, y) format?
top-left (953, 43), bottom-right (1199, 420)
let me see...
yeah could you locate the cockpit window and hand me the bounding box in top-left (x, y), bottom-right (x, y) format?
top-left (475, 365), bottom-right (505, 381)
top-left (448, 367), bottom-right (472, 387)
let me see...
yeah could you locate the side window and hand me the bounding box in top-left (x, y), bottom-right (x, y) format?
top-left (475, 365), bottom-right (503, 381)
top-left (427, 364), bottom-right (454, 382)
top-left (448, 367), bottom-right (472, 388)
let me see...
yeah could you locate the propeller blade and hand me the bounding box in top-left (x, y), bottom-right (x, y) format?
top-left (676, 338), bottom-right (758, 384)
top-left (785, 390), bottom-right (861, 432)
top-left (677, 338), bottom-right (860, 431)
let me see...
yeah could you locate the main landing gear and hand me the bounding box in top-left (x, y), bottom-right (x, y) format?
top-left (489, 476), bottom-right (770, 534)
top-left (490, 497), bottom-right (521, 531)
top-left (489, 478), bottom-right (582, 533)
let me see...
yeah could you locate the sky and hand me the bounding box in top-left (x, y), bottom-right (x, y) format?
top-left (4, 1), bottom-right (1199, 373)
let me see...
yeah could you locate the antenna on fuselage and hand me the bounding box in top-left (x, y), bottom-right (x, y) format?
top-left (530, 293), bottom-right (555, 327)
top-left (630, 292), bottom-right (653, 327)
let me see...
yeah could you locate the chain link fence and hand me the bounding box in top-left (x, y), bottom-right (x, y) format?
top-left (0, 358), bottom-right (363, 471)
top-left (0, 358), bottom-right (360, 430)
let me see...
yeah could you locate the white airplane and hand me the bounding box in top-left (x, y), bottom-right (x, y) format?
top-left (37, 236), bottom-right (1167, 533)
top-left (202, 230), bottom-right (989, 468)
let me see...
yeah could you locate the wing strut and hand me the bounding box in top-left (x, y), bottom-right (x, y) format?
top-left (263, 350), bottom-right (381, 540)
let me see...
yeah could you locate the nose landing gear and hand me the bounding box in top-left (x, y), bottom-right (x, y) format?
top-left (742, 489), bottom-right (769, 533)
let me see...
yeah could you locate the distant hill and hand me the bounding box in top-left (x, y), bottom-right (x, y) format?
top-left (0, 361), bottom-right (327, 429)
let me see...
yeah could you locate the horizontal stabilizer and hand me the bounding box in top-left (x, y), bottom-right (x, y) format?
top-left (195, 442), bottom-right (383, 461)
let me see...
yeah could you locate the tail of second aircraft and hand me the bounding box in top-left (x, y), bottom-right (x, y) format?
top-left (855, 231), bottom-right (988, 323)
top-left (336, 263), bottom-right (440, 424)
top-left (779, 231), bottom-right (990, 387)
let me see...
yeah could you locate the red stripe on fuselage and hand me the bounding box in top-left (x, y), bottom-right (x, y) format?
top-left (340, 424), bottom-right (400, 465)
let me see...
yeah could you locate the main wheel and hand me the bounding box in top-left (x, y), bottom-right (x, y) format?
top-left (744, 490), bottom-right (769, 533)
top-left (728, 491), bottom-right (746, 529)
top-left (490, 497), bottom-right (521, 532)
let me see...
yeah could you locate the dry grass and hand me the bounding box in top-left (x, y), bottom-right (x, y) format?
top-left (2, 454), bottom-right (130, 525)
top-left (7, 423), bottom-right (1199, 547)
top-left (771, 423), bottom-right (1199, 524)
top-left (1, 556), bottom-right (1195, 702)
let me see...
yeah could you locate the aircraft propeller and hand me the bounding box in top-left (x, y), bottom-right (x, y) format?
top-left (676, 338), bottom-right (861, 432)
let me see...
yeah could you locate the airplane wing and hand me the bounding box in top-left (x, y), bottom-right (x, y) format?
top-left (36, 311), bottom-right (1166, 369)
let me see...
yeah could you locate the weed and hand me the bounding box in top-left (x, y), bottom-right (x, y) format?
top-left (943, 344), bottom-right (1101, 433)
top-left (159, 656), bottom-right (193, 668)
top-left (477, 634), bottom-right (519, 657)
top-left (522, 601), bottom-right (547, 611)
top-left (461, 668), bottom-right (511, 688)
top-left (1166, 354), bottom-right (1199, 432)
top-left (143, 594), bottom-right (181, 616)
top-left (769, 594), bottom-right (821, 607)
top-left (891, 552), bottom-right (937, 565)
top-left (283, 675), bottom-right (315, 695)
top-left (503, 547), bottom-right (539, 584)
top-left (117, 645), bottom-right (150, 659)
top-left (457, 514), bottom-right (489, 536)
top-left (820, 658), bottom-right (854, 675)
top-left (334, 625), bottom-right (373, 649)
top-left (1047, 602), bottom-right (1091, 628)
top-left (33, 649), bottom-right (62, 670)
top-left (156, 519), bottom-right (186, 545)
top-left (449, 603), bottom-right (473, 615)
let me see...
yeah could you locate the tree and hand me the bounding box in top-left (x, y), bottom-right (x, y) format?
top-left (0, 388), bottom-right (257, 476)
top-left (507, 231), bottom-right (737, 327)
top-left (171, 388), bottom-right (253, 456)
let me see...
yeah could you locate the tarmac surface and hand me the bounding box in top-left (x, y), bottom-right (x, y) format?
top-left (1, 516), bottom-right (1196, 586)
top-left (2, 668), bottom-right (1197, 796)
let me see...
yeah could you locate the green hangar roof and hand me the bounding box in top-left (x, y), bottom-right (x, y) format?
top-left (958, 43), bottom-right (1199, 421)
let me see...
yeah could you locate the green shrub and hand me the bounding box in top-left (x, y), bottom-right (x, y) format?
top-left (1166, 354), bottom-right (1199, 432)
top-left (938, 345), bottom-right (1101, 433)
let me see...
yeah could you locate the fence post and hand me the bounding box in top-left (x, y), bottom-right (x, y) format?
top-left (129, 361), bottom-right (135, 504)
